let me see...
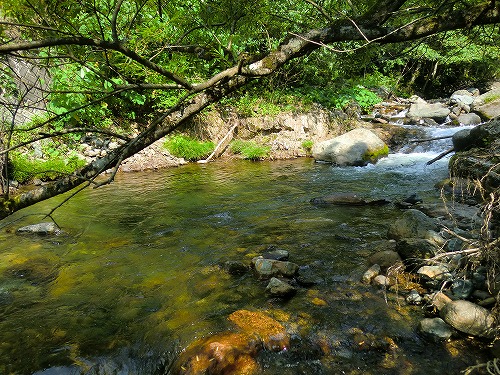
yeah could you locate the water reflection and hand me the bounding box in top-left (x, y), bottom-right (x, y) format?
top-left (0, 158), bottom-right (489, 374)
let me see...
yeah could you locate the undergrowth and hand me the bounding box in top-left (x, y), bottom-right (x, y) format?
top-left (8, 152), bottom-right (86, 184)
top-left (163, 135), bottom-right (214, 161)
top-left (230, 139), bottom-right (270, 160)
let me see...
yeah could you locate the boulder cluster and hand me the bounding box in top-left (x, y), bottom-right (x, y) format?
top-left (369, 84), bottom-right (500, 126)
top-left (223, 247), bottom-right (320, 300)
top-left (362, 203), bottom-right (498, 342)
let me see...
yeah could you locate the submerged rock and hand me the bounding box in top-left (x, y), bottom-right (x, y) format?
top-left (175, 309), bottom-right (291, 374)
top-left (419, 318), bottom-right (454, 342)
top-left (174, 332), bottom-right (260, 375)
top-left (228, 309), bottom-right (290, 351)
top-left (253, 257), bottom-right (299, 279)
top-left (223, 261), bottom-right (249, 275)
top-left (265, 277), bottom-right (297, 298)
top-left (296, 267), bottom-right (323, 287)
top-left (310, 193), bottom-right (390, 206)
top-left (387, 209), bottom-right (439, 241)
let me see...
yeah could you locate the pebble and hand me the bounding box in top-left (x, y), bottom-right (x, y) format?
top-left (362, 264), bottom-right (381, 284)
top-left (406, 290), bottom-right (423, 305)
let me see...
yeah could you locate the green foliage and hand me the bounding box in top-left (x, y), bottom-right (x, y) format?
top-left (8, 153), bottom-right (86, 184)
top-left (301, 139), bottom-right (314, 153)
top-left (294, 84), bottom-right (382, 112)
top-left (222, 89), bottom-right (298, 117)
top-left (230, 140), bottom-right (270, 160)
top-left (163, 135), bottom-right (214, 161)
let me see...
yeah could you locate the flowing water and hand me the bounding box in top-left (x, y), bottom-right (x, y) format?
top-left (0, 125), bottom-right (491, 374)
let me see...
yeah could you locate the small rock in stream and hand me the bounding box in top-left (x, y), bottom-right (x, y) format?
top-left (406, 290), bottom-right (423, 305)
top-left (265, 277), bottom-right (297, 298)
top-left (362, 264), bottom-right (381, 284)
top-left (419, 318), bottom-right (454, 342)
top-left (262, 249), bottom-right (289, 261)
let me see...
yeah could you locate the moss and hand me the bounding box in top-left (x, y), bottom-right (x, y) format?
top-left (363, 144), bottom-right (389, 163)
top-left (483, 92), bottom-right (500, 104)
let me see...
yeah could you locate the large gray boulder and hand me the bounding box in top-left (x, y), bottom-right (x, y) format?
top-left (450, 89), bottom-right (476, 106)
top-left (440, 300), bottom-right (495, 338)
top-left (408, 101), bottom-right (450, 122)
top-left (456, 113), bottom-right (482, 126)
top-left (472, 89), bottom-right (500, 120)
top-left (312, 128), bottom-right (388, 166)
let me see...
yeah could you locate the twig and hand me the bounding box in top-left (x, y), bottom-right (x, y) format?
top-left (441, 226), bottom-right (474, 243)
top-left (428, 248), bottom-right (480, 262)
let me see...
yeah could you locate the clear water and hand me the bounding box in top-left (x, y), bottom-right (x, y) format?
top-left (0, 135), bottom-right (490, 374)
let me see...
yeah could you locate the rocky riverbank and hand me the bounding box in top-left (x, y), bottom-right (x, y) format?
top-left (81, 80), bottom-right (498, 174)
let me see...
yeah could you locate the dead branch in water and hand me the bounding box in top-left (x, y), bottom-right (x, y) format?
top-left (426, 147), bottom-right (455, 165)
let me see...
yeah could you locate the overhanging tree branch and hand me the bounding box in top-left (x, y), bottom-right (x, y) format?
top-left (0, 37), bottom-right (192, 88)
top-left (0, 0), bottom-right (499, 219)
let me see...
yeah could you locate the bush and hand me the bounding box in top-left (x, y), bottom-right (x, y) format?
top-left (8, 153), bottom-right (86, 184)
top-left (230, 140), bottom-right (270, 160)
top-left (163, 135), bottom-right (214, 161)
top-left (301, 139), bottom-right (314, 154)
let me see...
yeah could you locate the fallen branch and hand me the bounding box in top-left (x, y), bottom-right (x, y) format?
top-left (411, 135), bottom-right (453, 143)
top-left (426, 147), bottom-right (454, 165)
top-left (428, 247), bottom-right (481, 262)
top-left (198, 123), bottom-right (238, 164)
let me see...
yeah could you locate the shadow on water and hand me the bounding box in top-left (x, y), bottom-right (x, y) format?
top-left (0, 158), bottom-right (491, 374)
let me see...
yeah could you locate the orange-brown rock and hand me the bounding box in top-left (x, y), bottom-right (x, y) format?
top-left (228, 309), bottom-right (290, 351)
top-left (175, 332), bottom-right (260, 375)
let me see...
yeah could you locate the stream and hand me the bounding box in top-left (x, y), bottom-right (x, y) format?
top-left (0, 124), bottom-right (491, 374)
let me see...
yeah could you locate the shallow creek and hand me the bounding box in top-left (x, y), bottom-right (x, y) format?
top-left (0, 128), bottom-right (492, 374)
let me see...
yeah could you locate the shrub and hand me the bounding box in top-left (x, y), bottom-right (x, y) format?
top-left (8, 153), bottom-right (86, 184)
top-left (301, 139), bottom-right (314, 153)
top-left (230, 140), bottom-right (270, 160)
top-left (163, 135), bottom-right (214, 161)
